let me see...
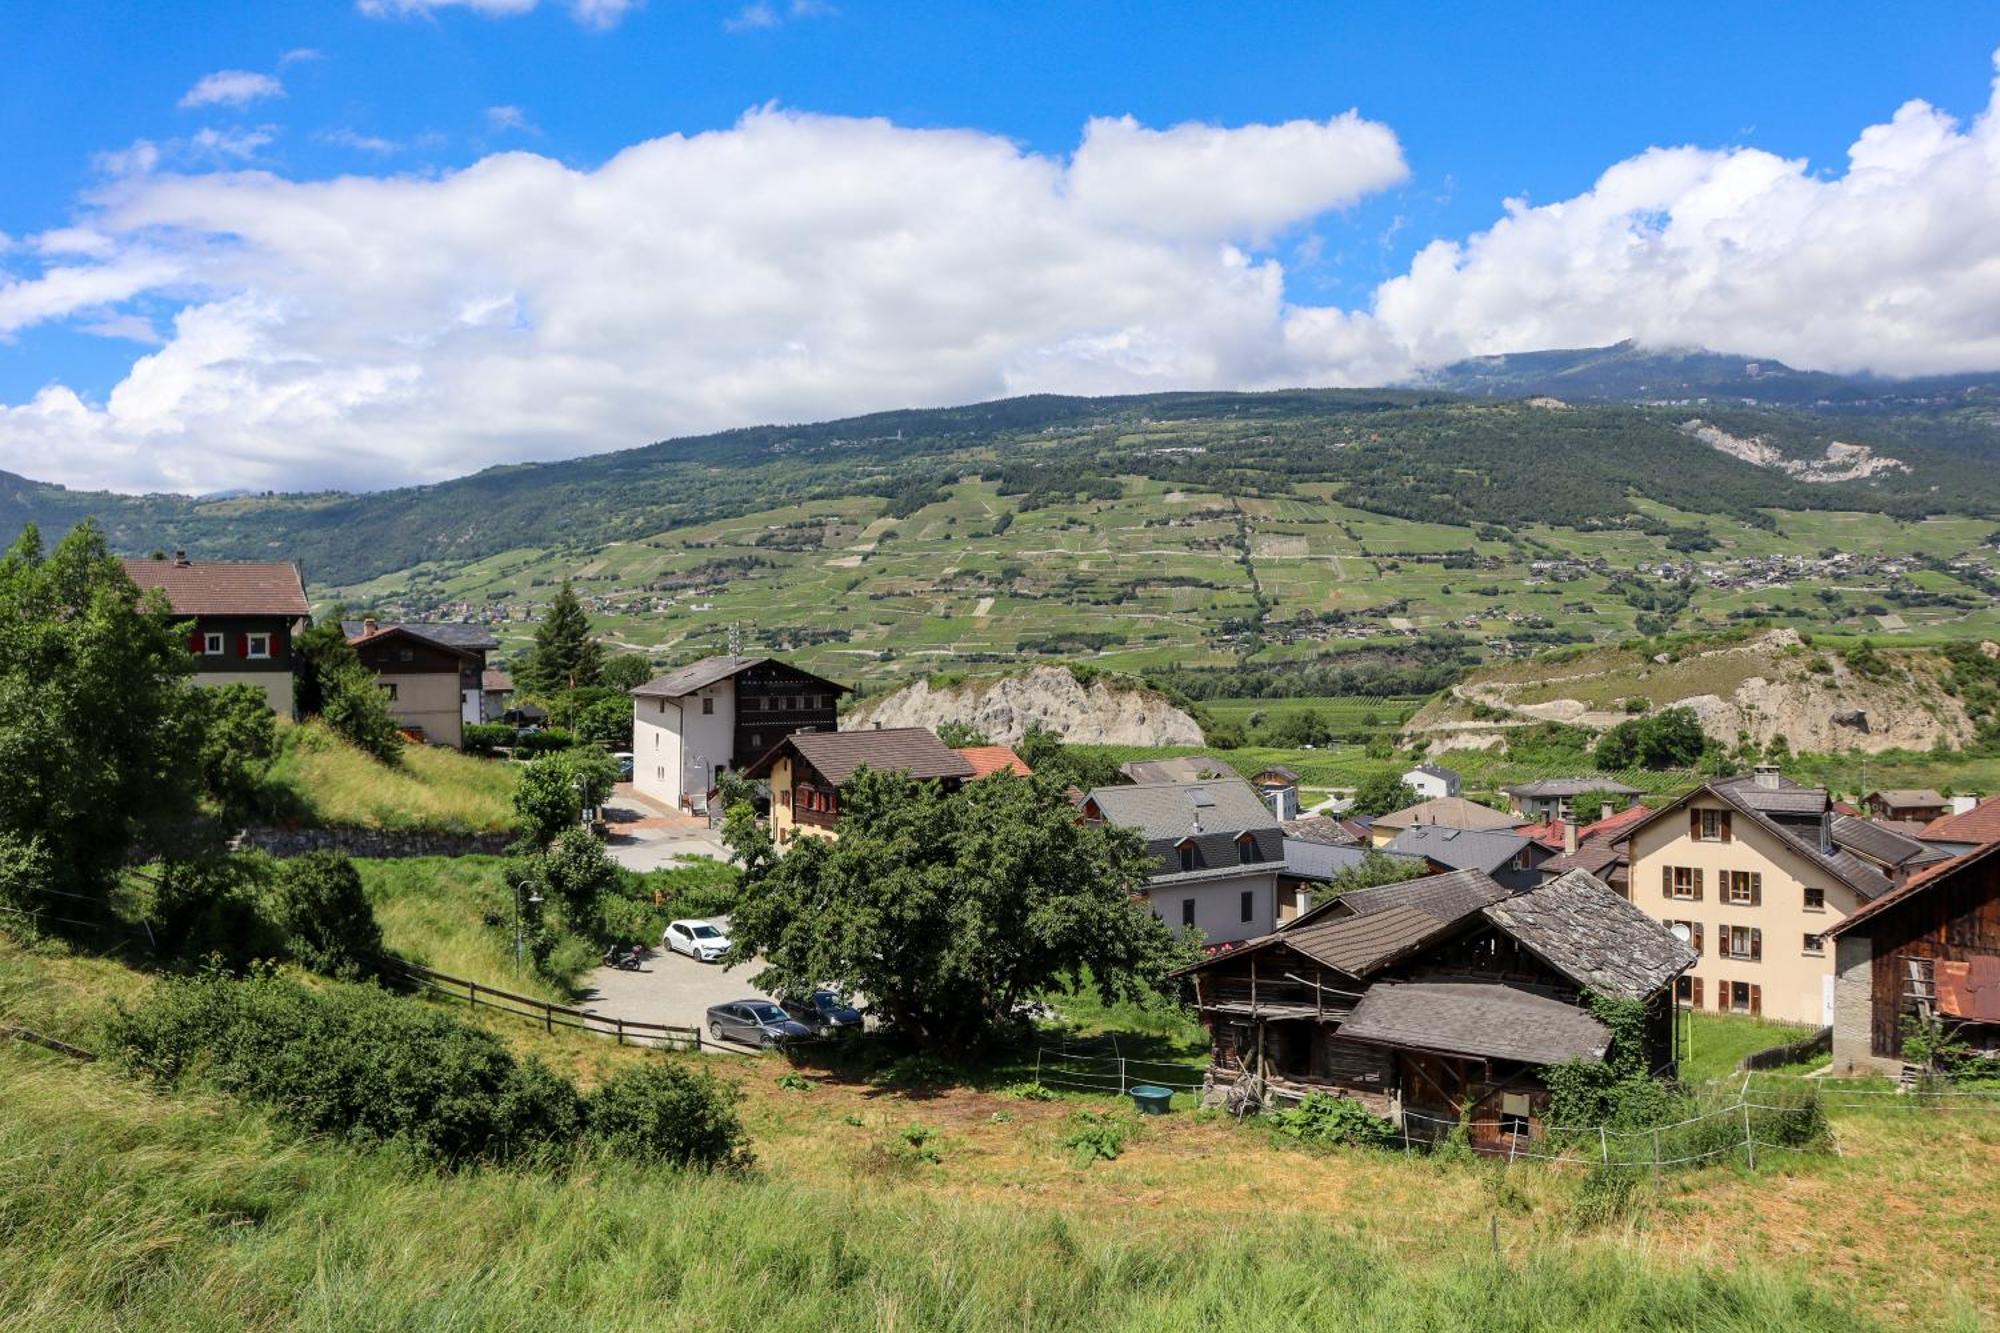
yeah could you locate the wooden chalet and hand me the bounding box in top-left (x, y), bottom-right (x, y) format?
top-left (1178, 868), bottom-right (1693, 1151)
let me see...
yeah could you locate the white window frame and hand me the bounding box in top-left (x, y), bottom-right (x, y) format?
top-left (244, 631), bottom-right (272, 660)
top-left (202, 631), bottom-right (225, 656)
top-left (1698, 809), bottom-right (1724, 841)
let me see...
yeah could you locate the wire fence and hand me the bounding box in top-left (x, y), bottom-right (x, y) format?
top-left (1034, 1042), bottom-right (1208, 1096)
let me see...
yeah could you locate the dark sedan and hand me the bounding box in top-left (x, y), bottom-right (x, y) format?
top-left (705, 1000), bottom-right (811, 1049)
top-left (778, 989), bottom-right (864, 1036)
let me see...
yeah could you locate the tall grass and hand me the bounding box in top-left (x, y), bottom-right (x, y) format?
top-left (261, 720), bottom-right (519, 833)
top-left (0, 1045), bottom-right (1878, 1332)
top-left (356, 855), bottom-right (567, 999)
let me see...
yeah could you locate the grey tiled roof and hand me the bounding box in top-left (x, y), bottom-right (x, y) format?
top-left (1335, 867), bottom-right (1513, 923)
top-left (1372, 797), bottom-right (1524, 832)
top-left (1338, 981), bottom-right (1613, 1066)
top-left (1481, 869), bottom-right (1695, 1001)
top-left (342, 620), bottom-right (500, 650)
top-left (750, 727), bottom-right (974, 785)
top-left (631, 654), bottom-right (847, 700)
top-left (1281, 815), bottom-right (1361, 847)
top-left (1385, 825), bottom-right (1535, 874)
top-left (1503, 777), bottom-right (1642, 798)
top-left (1085, 778), bottom-right (1282, 843)
top-left (1830, 814), bottom-right (1950, 870)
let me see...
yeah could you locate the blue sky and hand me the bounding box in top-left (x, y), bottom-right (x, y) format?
top-left (2, 1), bottom-right (1998, 492)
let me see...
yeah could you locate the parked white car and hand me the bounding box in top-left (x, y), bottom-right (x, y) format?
top-left (662, 918), bottom-right (731, 963)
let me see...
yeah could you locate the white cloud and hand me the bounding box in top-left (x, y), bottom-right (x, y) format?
top-left (727, 0), bottom-right (831, 32)
top-left (79, 314), bottom-right (165, 345)
top-left (357, 0), bottom-right (637, 26)
top-left (8, 49), bottom-right (2000, 496)
top-left (485, 105), bottom-right (536, 134)
top-left (188, 126), bottom-right (276, 161)
top-left (278, 47), bottom-right (325, 65)
top-left (319, 128), bottom-right (403, 154)
top-left (178, 70), bottom-right (284, 110)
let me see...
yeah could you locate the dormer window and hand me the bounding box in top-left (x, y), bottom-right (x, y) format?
top-left (1177, 840), bottom-right (1196, 873)
top-left (1236, 833), bottom-right (1258, 864)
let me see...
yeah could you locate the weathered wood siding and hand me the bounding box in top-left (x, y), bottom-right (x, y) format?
top-left (1862, 855), bottom-right (2000, 1059)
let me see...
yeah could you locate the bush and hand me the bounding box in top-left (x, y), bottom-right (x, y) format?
top-left (512, 728), bottom-right (579, 755)
top-left (1060, 1110), bottom-right (1130, 1166)
top-left (318, 659), bottom-right (405, 766)
top-left (148, 857), bottom-right (288, 972)
top-left (1266, 1092), bottom-right (1399, 1149)
top-left (106, 974), bottom-right (577, 1166)
top-left (586, 1062), bottom-right (749, 1170)
top-left (272, 851), bottom-right (381, 979)
top-left (463, 723), bottom-right (516, 756)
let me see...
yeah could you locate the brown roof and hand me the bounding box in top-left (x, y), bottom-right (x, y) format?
top-left (347, 624), bottom-right (479, 660)
top-left (631, 654), bottom-right (848, 700)
top-left (1825, 839), bottom-right (2000, 940)
top-left (955, 745), bottom-right (1032, 779)
top-left (1371, 796), bottom-right (1524, 833)
top-left (1920, 797), bottom-right (2000, 845)
top-left (746, 727), bottom-right (975, 786)
top-left (1278, 903), bottom-right (1457, 976)
top-left (122, 557), bottom-right (309, 617)
top-left (1871, 788), bottom-right (1946, 808)
top-left (481, 669), bottom-right (514, 692)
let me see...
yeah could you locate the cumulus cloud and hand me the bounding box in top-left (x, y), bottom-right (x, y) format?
top-left (7, 50), bottom-right (2000, 496)
top-left (178, 70), bottom-right (284, 110)
top-left (726, 0), bottom-right (832, 32)
top-left (485, 104), bottom-right (537, 134)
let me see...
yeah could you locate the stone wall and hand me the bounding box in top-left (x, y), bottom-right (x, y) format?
top-left (239, 826), bottom-right (515, 859)
top-left (1831, 932), bottom-right (1899, 1075)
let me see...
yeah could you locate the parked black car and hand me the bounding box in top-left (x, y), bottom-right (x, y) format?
top-left (705, 1000), bottom-right (811, 1049)
top-left (778, 989), bottom-right (864, 1036)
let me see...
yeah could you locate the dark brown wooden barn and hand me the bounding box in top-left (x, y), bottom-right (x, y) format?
top-left (1178, 868), bottom-right (1693, 1151)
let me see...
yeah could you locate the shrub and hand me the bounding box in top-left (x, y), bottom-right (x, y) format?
top-left (1060, 1110), bottom-right (1130, 1166)
top-left (463, 723), bottom-right (516, 756)
top-left (587, 1063), bottom-right (749, 1170)
top-left (148, 856), bottom-right (287, 972)
top-left (1266, 1092), bottom-right (1399, 1149)
top-left (272, 851), bottom-right (381, 979)
top-left (106, 974), bottom-right (574, 1166)
top-left (512, 728), bottom-right (579, 755)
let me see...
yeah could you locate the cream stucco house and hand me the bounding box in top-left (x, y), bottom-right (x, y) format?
top-left (628, 655), bottom-right (847, 813)
top-left (1610, 768), bottom-right (1948, 1026)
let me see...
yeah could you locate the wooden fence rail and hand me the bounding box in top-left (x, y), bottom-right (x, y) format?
top-left (1, 1023), bottom-right (98, 1062)
top-left (380, 958), bottom-right (703, 1051)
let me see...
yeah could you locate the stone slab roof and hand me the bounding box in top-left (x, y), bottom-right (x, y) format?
top-left (1481, 869), bottom-right (1695, 1001)
top-left (1338, 980), bottom-right (1613, 1066)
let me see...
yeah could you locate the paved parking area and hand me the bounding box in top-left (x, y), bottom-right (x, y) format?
top-left (577, 942), bottom-right (773, 1050)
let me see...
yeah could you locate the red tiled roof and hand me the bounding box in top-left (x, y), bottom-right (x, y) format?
top-left (1920, 796), bottom-right (2000, 845)
top-left (1523, 804), bottom-right (1651, 850)
top-left (955, 745), bottom-right (1032, 779)
top-left (122, 557), bottom-right (309, 617)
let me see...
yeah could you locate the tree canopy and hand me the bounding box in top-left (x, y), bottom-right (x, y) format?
top-left (1351, 773), bottom-right (1419, 817)
top-left (518, 582), bottom-right (603, 695)
top-left (723, 768), bottom-right (1193, 1049)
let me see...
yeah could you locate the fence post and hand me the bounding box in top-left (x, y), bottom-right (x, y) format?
top-left (1118, 1057), bottom-right (1127, 1095)
top-left (615, 1017), bottom-right (625, 1046)
top-left (1651, 1127), bottom-right (1660, 1176)
top-left (1599, 1125), bottom-right (1609, 1165)
top-left (467, 981), bottom-right (477, 1009)
top-left (1742, 1102), bottom-right (1755, 1170)
top-left (1034, 1048), bottom-right (1042, 1087)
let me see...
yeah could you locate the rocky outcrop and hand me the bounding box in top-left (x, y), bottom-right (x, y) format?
top-left (1680, 419), bottom-right (1910, 483)
top-left (846, 665), bottom-right (1205, 747)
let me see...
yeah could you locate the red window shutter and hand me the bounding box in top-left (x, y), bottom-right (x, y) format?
top-left (237, 633), bottom-right (249, 658)
top-left (1689, 809), bottom-right (1702, 840)
top-left (1716, 983), bottom-right (1728, 1011)
top-left (189, 630), bottom-right (204, 654)
top-left (1662, 865), bottom-right (1673, 899)
top-left (1750, 928), bottom-right (1762, 962)
top-left (1718, 811), bottom-right (1732, 843)
top-left (1750, 985), bottom-right (1762, 1017)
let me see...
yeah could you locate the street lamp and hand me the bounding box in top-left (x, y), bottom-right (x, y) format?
top-left (514, 881), bottom-right (543, 968)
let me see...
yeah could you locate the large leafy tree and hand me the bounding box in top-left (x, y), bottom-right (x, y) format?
top-left (519, 582), bottom-right (603, 695)
top-left (0, 523), bottom-right (206, 919)
top-left (724, 768), bottom-right (1193, 1050)
top-left (1351, 772), bottom-right (1419, 817)
top-left (293, 608), bottom-right (402, 764)
top-left (512, 748), bottom-right (620, 847)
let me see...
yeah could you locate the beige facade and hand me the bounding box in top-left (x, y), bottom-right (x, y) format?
top-left (374, 673), bottom-right (464, 749)
top-left (192, 670), bottom-right (294, 720)
top-left (1626, 799), bottom-right (1856, 1026)
top-left (767, 754), bottom-right (840, 844)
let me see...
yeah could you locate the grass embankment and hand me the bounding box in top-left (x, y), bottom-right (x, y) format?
top-left (259, 720), bottom-right (519, 833)
top-left (2, 941), bottom-right (1997, 1328)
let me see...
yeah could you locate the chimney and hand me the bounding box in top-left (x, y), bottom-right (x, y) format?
top-left (1563, 818), bottom-right (1579, 856)
top-left (172, 549), bottom-right (190, 567)
top-left (362, 616), bottom-right (378, 635)
top-left (1950, 793), bottom-right (1980, 816)
top-left (1754, 764), bottom-right (1782, 790)
top-left (1601, 801), bottom-right (1616, 823)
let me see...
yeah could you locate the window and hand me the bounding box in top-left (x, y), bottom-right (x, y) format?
top-left (1240, 890), bottom-right (1254, 923)
top-left (1803, 933), bottom-right (1825, 956)
top-left (1721, 926), bottom-right (1762, 962)
top-left (398, 648), bottom-right (413, 662)
top-left (658, 699), bottom-right (668, 714)
top-left (1675, 974), bottom-right (1705, 1007)
top-left (201, 631), bottom-right (224, 656)
top-left (742, 696), bottom-right (761, 712)
top-left (1181, 899), bottom-right (1196, 928)
top-left (779, 789), bottom-right (789, 809)
top-left (244, 632), bottom-right (272, 660)
top-left (1236, 834), bottom-right (1258, 864)
top-left (1726, 981), bottom-right (1761, 1015)
top-left (1668, 920), bottom-right (1704, 956)
top-left (701, 696), bottom-right (714, 715)
top-left (1803, 887), bottom-right (1826, 911)
top-left (1724, 870), bottom-right (1761, 907)
top-left (1663, 865), bottom-right (1702, 901)
top-left (655, 767), bottom-right (664, 782)
top-left (1178, 842), bottom-right (1196, 873)
top-left (1692, 808), bottom-right (1731, 842)
top-left (1512, 848), bottom-right (1530, 871)
top-left (748, 733), bottom-right (762, 751)
top-left (380, 683), bottom-right (399, 701)
top-left (1499, 1093), bottom-right (1531, 1141)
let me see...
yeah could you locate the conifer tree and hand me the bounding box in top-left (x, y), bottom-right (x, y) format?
top-left (520, 581), bottom-right (603, 694)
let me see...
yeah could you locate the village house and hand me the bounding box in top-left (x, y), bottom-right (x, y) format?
top-left (1177, 868), bottom-right (1692, 1150)
top-left (1279, 816), bottom-right (1428, 924)
top-left (1385, 824), bottom-right (1552, 890)
top-left (745, 726), bottom-right (975, 844)
top-left (1533, 802), bottom-right (1652, 898)
top-left (343, 620), bottom-right (501, 728)
top-left (1080, 777), bottom-right (1287, 947)
top-left (1915, 795), bottom-right (2000, 855)
top-left (1117, 754), bottom-right (1236, 785)
top-left (123, 552), bottom-right (310, 719)
top-left (1501, 777), bottom-right (1643, 824)
top-left (1369, 796), bottom-right (1524, 848)
top-left (1826, 840), bottom-right (2000, 1076)
top-left (1611, 767), bottom-right (1949, 1025)
top-left (1864, 788), bottom-right (1949, 824)
top-left (630, 655), bottom-right (848, 813)
top-left (1401, 763), bottom-right (1462, 801)
top-left (1248, 764), bottom-right (1302, 819)
top-left (345, 623), bottom-right (485, 749)
top-left (480, 668), bottom-right (515, 722)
